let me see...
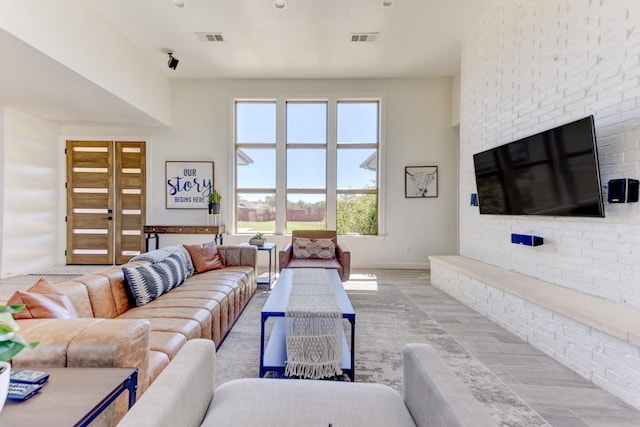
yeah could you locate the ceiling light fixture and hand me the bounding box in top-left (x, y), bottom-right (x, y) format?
top-left (167, 52), bottom-right (179, 70)
top-left (273, 0), bottom-right (287, 10)
top-left (172, 0), bottom-right (185, 7)
top-left (381, 0), bottom-right (393, 7)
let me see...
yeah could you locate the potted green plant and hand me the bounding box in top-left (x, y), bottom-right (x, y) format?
top-left (249, 232), bottom-right (266, 247)
top-left (208, 189), bottom-right (221, 214)
top-left (0, 305), bottom-right (39, 412)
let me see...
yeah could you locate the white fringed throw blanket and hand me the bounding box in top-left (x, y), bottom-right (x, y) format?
top-left (285, 269), bottom-right (343, 379)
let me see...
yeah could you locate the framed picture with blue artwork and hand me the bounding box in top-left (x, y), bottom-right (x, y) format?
top-left (405, 166), bottom-right (438, 198)
top-left (166, 161), bottom-right (214, 209)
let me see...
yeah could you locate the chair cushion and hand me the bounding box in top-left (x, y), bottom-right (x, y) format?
top-left (184, 242), bottom-right (224, 273)
top-left (123, 253), bottom-right (188, 306)
top-left (7, 278), bottom-right (80, 319)
top-left (293, 237), bottom-right (336, 259)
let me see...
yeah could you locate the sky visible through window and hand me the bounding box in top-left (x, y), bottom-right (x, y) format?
top-left (236, 101), bottom-right (377, 191)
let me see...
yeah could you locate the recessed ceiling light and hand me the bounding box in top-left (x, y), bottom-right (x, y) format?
top-left (172, 0), bottom-right (185, 7)
top-left (273, 0), bottom-right (287, 10)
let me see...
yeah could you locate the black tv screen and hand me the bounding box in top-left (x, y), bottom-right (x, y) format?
top-left (473, 116), bottom-right (605, 217)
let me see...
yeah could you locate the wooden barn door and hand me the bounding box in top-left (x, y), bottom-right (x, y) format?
top-left (66, 141), bottom-right (145, 265)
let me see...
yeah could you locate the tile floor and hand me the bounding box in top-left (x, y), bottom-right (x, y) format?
top-left (374, 269), bottom-right (640, 427)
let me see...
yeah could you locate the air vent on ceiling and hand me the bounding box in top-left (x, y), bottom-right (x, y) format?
top-left (351, 32), bottom-right (379, 42)
top-left (196, 32), bottom-right (224, 42)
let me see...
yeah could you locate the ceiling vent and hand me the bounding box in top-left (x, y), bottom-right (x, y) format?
top-left (351, 32), bottom-right (379, 42)
top-left (196, 32), bottom-right (224, 42)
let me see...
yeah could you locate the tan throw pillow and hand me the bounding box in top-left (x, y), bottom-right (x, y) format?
top-left (292, 237), bottom-right (336, 260)
top-left (7, 277), bottom-right (79, 319)
top-left (183, 242), bottom-right (224, 273)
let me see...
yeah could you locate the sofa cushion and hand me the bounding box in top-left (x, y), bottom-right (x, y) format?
top-left (184, 242), bottom-right (224, 273)
top-left (8, 278), bottom-right (79, 319)
top-left (123, 253), bottom-right (188, 306)
top-left (293, 237), bottom-right (336, 259)
top-left (204, 378), bottom-right (416, 427)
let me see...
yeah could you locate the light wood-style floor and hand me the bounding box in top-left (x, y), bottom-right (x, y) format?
top-left (369, 269), bottom-right (640, 427)
top-left (3, 268), bottom-right (640, 426)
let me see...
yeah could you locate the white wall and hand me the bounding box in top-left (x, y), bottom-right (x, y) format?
top-left (460, 1), bottom-right (640, 307)
top-left (0, 108), bottom-right (61, 277)
top-left (134, 78), bottom-right (459, 269)
top-left (0, 0), bottom-right (172, 126)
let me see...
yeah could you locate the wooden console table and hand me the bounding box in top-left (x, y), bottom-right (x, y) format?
top-left (143, 225), bottom-right (225, 251)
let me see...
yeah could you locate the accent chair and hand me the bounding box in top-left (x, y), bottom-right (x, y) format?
top-left (278, 230), bottom-right (350, 281)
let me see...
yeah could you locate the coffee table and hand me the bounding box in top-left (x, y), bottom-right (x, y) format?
top-left (0, 367), bottom-right (137, 427)
top-left (260, 268), bottom-right (356, 380)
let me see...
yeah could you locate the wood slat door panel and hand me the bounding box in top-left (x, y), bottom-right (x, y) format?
top-left (115, 142), bottom-right (146, 265)
top-left (66, 141), bottom-right (113, 264)
top-left (66, 141), bottom-right (146, 265)
top-left (70, 194), bottom-right (110, 209)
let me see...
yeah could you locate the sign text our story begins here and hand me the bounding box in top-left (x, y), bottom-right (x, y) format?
top-left (166, 162), bottom-right (214, 209)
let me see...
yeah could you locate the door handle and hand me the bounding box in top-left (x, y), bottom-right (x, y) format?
top-left (102, 216), bottom-right (113, 220)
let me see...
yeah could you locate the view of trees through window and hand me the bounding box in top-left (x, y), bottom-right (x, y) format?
top-left (235, 98), bottom-right (379, 235)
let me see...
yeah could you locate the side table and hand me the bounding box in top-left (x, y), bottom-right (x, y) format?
top-left (240, 242), bottom-right (276, 288)
top-left (0, 367), bottom-right (137, 427)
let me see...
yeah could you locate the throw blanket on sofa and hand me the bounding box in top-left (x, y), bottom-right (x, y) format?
top-left (285, 269), bottom-right (343, 379)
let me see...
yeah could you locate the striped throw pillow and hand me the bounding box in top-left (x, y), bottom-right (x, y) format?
top-left (123, 253), bottom-right (187, 306)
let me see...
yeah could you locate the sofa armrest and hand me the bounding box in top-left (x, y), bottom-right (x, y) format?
top-left (13, 318), bottom-right (151, 392)
top-left (279, 243), bottom-right (293, 272)
top-left (117, 339), bottom-right (216, 427)
top-left (403, 343), bottom-right (497, 427)
top-left (217, 244), bottom-right (258, 269)
top-left (337, 244), bottom-right (350, 281)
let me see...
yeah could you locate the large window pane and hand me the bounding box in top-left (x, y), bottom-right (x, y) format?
top-left (236, 149), bottom-right (276, 188)
top-left (237, 192), bottom-right (275, 233)
top-left (337, 102), bottom-right (378, 144)
top-left (337, 148), bottom-right (377, 189)
top-left (286, 193), bottom-right (326, 233)
top-left (337, 193), bottom-right (377, 235)
top-left (287, 148), bottom-right (326, 189)
top-left (287, 102), bottom-right (327, 144)
top-left (236, 102), bottom-right (276, 143)
top-left (234, 97), bottom-right (379, 236)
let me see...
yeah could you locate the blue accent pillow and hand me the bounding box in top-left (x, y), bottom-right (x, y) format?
top-left (123, 253), bottom-right (188, 306)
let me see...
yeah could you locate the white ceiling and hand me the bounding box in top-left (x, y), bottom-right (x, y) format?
top-left (0, 0), bottom-right (495, 126)
top-left (91, 0), bottom-right (495, 79)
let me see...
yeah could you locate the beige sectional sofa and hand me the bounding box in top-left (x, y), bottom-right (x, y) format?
top-left (8, 244), bottom-right (257, 396)
top-left (118, 339), bottom-right (499, 427)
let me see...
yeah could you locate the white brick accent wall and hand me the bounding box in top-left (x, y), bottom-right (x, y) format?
top-left (450, 0), bottom-right (640, 409)
top-left (459, 0), bottom-right (640, 307)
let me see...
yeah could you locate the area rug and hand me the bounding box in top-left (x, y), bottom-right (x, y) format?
top-left (215, 282), bottom-right (549, 427)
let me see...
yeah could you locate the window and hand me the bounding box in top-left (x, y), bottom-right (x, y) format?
top-left (234, 98), bottom-right (379, 235)
top-left (235, 102), bottom-right (276, 233)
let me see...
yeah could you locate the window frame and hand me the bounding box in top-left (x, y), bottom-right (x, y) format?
top-left (232, 94), bottom-right (384, 236)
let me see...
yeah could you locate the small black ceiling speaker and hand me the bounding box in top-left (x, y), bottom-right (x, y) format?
top-left (167, 53), bottom-right (179, 70)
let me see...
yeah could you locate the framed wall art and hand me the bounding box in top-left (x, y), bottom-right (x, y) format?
top-left (166, 161), bottom-right (214, 209)
top-left (405, 166), bottom-right (438, 198)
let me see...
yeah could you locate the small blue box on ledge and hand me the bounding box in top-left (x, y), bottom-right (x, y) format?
top-left (511, 233), bottom-right (543, 247)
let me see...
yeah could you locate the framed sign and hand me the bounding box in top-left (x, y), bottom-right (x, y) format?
top-left (405, 166), bottom-right (438, 198)
top-left (166, 161), bottom-right (214, 209)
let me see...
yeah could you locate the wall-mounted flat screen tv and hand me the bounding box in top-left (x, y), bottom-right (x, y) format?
top-left (473, 115), bottom-right (605, 217)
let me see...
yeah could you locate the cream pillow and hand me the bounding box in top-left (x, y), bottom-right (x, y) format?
top-left (292, 237), bottom-right (336, 259)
